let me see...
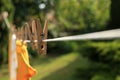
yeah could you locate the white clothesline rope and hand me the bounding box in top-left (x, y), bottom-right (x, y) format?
top-left (24, 28), bottom-right (120, 42)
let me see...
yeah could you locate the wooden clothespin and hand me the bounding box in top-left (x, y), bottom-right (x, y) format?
top-left (16, 18), bottom-right (48, 55)
top-left (36, 19), bottom-right (48, 55)
top-left (16, 25), bottom-right (27, 43)
top-left (16, 27), bottom-right (23, 40)
top-left (18, 19), bottom-right (39, 50)
top-left (30, 19), bottom-right (38, 50)
top-left (21, 24), bottom-right (28, 43)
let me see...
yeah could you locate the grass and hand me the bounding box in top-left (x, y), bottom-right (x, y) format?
top-left (0, 52), bottom-right (90, 80)
top-left (35, 53), bottom-right (90, 80)
top-left (0, 65), bottom-right (9, 80)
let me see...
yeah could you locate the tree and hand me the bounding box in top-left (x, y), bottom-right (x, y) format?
top-left (108, 0), bottom-right (120, 29)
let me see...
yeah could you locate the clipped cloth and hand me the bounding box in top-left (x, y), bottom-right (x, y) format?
top-left (16, 40), bottom-right (37, 80)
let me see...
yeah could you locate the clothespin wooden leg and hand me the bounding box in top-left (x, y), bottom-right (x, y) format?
top-left (36, 19), bottom-right (48, 55)
top-left (42, 19), bottom-right (48, 55)
top-left (36, 19), bottom-right (43, 54)
top-left (31, 19), bottom-right (38, 50)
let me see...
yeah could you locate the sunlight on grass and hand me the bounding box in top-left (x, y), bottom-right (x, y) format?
top-left (32, 53), bottom-right (80, 80)
top-left (0, 65), bottom-right (9, 80)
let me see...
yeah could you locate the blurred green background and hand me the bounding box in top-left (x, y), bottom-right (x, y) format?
top-left (0, 0), bottom-right (120, 80)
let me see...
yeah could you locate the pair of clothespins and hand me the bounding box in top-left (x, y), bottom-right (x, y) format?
top-left (16, 18), bottom-right (48, 55)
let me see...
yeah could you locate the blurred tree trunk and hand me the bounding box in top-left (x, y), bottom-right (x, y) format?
top-left (108, 0), bottom-right (120, 28)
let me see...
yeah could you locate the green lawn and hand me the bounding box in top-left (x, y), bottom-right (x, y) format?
top-left (0, 65), bottom-right (9, 80)
top-left (32, 53), bottom-right (90, 80)
top-left (0, 52), bottom-right (89, 80)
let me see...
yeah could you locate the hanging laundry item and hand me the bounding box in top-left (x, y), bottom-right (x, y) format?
top-left (16, 40), bottom-right (37, 80)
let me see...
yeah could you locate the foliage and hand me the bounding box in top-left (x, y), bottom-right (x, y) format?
top-left (27, 46), bottom-right (38, 58)
top-left (12, 0), bottom-right (39, 26)
top-left (75, 62), bottom-right (116, 80)
top-left (53, 0), bottom-right (110, 35)
top-left (47, 41), bottom-right (75, 55)
top-left (76, 40), bottom-right (120, 80)
top-left (79, 40), bottom-right (120, 63)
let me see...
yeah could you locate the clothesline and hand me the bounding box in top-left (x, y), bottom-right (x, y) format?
top-left (22, 28), bottom-right (120, 42)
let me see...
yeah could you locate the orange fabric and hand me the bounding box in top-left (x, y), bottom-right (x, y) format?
top-left (16, 40), bottom-right (37, 80)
